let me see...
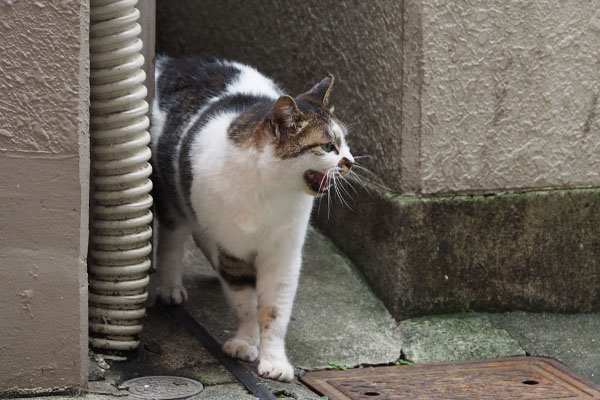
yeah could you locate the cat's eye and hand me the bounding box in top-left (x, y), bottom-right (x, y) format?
top-left (320, 142), bottom-right (336, 152)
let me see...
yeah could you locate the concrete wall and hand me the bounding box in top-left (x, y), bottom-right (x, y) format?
top-left (417, 0), bottom-right (600, 194)
top-left (156, 0), bottom-right (409, 191)
top-left (156, 0), bottom-right (600, 195)
top-left (0, 0), bottom-right (89, 393)
top-left (155, 1), bottom-right (600, 318)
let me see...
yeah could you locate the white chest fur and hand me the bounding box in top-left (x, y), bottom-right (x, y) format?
top-left (188, 111), bottom-right (314, 260)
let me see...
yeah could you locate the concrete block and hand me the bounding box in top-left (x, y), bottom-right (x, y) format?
top-left (316, 182), bottom-right (600, 319)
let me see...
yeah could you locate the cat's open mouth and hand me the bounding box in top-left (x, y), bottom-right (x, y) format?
top-left (304, 170), bottom-right (330, 194)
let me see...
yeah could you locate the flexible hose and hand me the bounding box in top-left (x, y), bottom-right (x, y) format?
top-left (89, 0), bottom-right (152, 353)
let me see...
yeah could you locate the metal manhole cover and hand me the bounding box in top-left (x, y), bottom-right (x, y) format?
top-left (120, 376), bottom-right (203, 399)
top-left (300, 357), bottom-right (600, 399)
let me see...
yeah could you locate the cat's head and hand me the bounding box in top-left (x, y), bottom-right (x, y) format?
top-left (263, 75), bottom-right (354, 196)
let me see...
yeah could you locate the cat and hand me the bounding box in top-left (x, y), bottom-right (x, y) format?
top-left (149, 55), bottom-right (354, 382)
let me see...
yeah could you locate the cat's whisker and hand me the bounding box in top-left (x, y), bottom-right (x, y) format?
top-left (353, 162), bottom-right (374, 174)
top-left (315, 167), bottom-right (334, 218)
top-left (340, 175), bottom-right (357, 193)
top-left (332, 172), bottom-right (353, 211)
top-left (321, 167), bottom-right (335, 221)
top-left (316, 192), bottom-right (324, 217)
top-left (353, 155), bottom-right (373, 160)
top-left (331, 166), bottom-right (354, 199)
top-left (348, 170), bottom-right (377, 198)
top-left (317, 170), bottom-right (329, 195)
top-left (327, 172), bottom-right (332, 221)
top-left (315, 179), bottom-right (326, 218)
top-left (348, 170), bottom-right (367, 189)
top-left (353, 162), bottom-right (383, 184)
top-left (336, 172), bottom-right (354, 198)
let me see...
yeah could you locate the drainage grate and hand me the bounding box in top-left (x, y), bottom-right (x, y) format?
top-left (120, 376), bottom-right (203, 399)
top-left (300, 357), bottom-right (600, 399)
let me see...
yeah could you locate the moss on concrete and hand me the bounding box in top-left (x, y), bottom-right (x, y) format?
top-left (398, 315), bottom-right (524, 363)
top-left (316, 182), bottom-right (600, 319)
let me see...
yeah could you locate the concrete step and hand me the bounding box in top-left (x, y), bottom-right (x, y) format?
top-left (316, 181), bottom-right (600, 320)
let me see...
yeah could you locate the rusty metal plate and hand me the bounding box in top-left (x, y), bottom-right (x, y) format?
top-left (300, 357), bottom-right (600, 399)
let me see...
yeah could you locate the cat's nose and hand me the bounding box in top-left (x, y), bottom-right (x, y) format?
top-left (341, 157), bottom-right (354, 169)
top-left (338, 157), bottom-right (354, 174)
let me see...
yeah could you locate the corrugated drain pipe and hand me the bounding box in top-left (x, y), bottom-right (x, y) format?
top-left (88, 0), bottom-right (153, 354)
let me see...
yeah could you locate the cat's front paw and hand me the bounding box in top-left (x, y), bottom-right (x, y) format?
top-left (223, 338), bottom-right (258, 362)
top-left (257, 357), bottom-right (294, 382)
top-left (158, 285), bottom-right (188, 305)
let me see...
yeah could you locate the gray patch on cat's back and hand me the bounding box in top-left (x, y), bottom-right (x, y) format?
top-left (152, 55), bottom-right (241, 227)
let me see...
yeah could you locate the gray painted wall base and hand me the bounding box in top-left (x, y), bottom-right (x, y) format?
top-left (315, 182), bottom-right (600, 320)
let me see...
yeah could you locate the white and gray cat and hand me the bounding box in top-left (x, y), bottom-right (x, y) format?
top-left (149, 55), bottom-right (354, 382)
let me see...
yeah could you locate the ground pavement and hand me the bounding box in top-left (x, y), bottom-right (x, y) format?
top-left (10, 227), bottom-right (600, 399)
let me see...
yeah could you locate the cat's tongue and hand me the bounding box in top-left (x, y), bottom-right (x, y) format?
top-left (305, 170), bottom-right (329, 193)
top-left (312, 171), bottom-right (328, 189)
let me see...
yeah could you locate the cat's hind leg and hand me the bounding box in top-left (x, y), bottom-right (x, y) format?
top-left (220, 283), bottom-right (259, 362)
top-left (155, 223), bottom-right (189, 304)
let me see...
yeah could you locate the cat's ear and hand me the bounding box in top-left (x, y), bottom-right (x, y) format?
top-left (269, 95), bottom-right (304, 140)
top-left (299, 74), bottom-right (335, 107)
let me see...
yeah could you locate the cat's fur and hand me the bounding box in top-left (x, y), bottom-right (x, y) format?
top-left (149, 55), bottom-right (354, 382)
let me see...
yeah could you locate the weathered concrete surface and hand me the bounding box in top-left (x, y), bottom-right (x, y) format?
top-left (83, 307), bottom-right (270, 400)
top-left (189, 384), bottom-right (257, 400)
top-left (0, 0), bottom-right (90, 393)
top-left (418, 0), bottom-right (600, 194)
top-left (397, 312), bottom-right (600, 385)
top-left (487, 312), bottom-right (600, 384)
top-left (399, 315), bottom-right (525, 363)
top-left (156, 0), bottom-right (600, 195)
top-left (182, 227), bottom-right (401, 370)
top-left (155, 0), bottom-right (410, 192)
top-left (96, 307), bottom-right (236, 387)
top-left (316, 181), bottom-right (600, 319)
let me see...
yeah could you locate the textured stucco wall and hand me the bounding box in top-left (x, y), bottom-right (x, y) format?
top-left (156, 0), bottom-right (600, 195)
top-left (418, 0), bottom-right (600, 194)
top-left (0, 0), bottom-right (89, 393)
top-left (156, 0), bottom-right (408, 191)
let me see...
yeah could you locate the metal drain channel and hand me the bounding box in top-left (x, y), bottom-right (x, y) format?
top-left (167, 306), bottom-right (278, 400)
top-left (121, 376), bottom-right (203, 399)
top-left (88, 0), bottom-right (153, 353)
top-left (300, 357), bottom-right (600, 399)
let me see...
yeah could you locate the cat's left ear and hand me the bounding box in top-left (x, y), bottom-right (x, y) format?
top-left (269, 95), bottom-right (304, 141)
top-left (299, 74), bottom-right (335, 108)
